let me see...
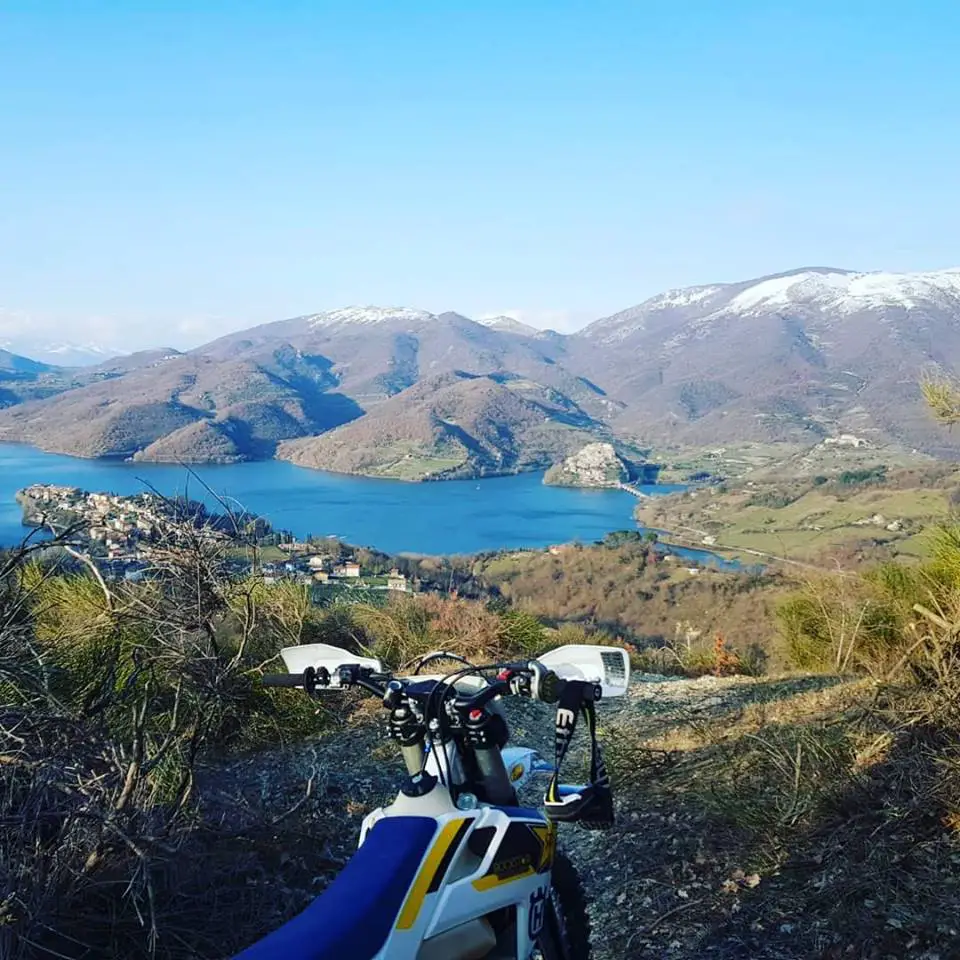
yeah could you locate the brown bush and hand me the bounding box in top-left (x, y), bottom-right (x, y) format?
top-left (470, 543), bottom-right (788, 667)
top-left (0, 515), bottom-right (338, 959)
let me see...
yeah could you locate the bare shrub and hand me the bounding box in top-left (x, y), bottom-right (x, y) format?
top-left (0, 509), bottom-right (333, 958)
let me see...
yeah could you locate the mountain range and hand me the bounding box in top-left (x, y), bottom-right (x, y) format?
top-left (1, 265), bottom-right (959, 477)
top-left (0, 329), bottom-right (119, 366)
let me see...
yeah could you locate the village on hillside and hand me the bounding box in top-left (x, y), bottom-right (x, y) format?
top-left (15, 483), bottom-right (414, 593)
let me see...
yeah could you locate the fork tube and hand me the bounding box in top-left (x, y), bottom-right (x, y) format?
top-left (390, 704), bottom-right (425, 776)
top-left (465, 708), bottom-right (517, 805)
top-left (401, 742), bottom-right (425, 776)
top-left (474, 744), bottom-right (516, 805)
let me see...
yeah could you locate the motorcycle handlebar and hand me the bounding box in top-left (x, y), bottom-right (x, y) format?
top-left (259, 665), bottom-right (388, 698)
top-left (260, 673), bottom-right (307, 688)
top-left (259, 661), bottom-right (559, 703)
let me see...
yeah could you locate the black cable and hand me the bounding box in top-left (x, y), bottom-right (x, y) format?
top-left (418, 663), bottom-right (482, 783)
top-left (422, 662), bottom-right (503, 736)
top-left (418, 662), bottom-right (504, 798)
top-left (419, 661), bottom-right (530, 802)
top-left (410, 651), bottom-right (474, 675)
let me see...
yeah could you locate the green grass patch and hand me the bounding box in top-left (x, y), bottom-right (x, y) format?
top-left (644, 477), bottom-right (954, 563)
top-left (377, 455), bottom-right (467, 480)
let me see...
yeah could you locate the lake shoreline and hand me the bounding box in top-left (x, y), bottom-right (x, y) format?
top-left (0, 442), bottom-right (748, 567)
top-left (5, 438), bottom-right (680, 490)
top-left (0, 444), bottom-right (666, 556)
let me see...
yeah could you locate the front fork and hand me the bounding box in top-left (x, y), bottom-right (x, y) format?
top-left (389, 703), bottom-right (427, 776)
top-left (464, 709), bottom-right (517, 806)
top-left (388, 703), bottom-right (517, 805)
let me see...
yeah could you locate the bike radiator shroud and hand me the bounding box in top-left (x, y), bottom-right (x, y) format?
top-left (360, 802), bottom-right (558, 960)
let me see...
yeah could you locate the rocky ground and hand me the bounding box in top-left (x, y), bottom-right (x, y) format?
top-left (196, 672), bottom-right (895, 960)
top-left (508, 674), bottom-right (856, 960)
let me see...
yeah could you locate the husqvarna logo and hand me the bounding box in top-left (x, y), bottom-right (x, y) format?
top-left (528, 886), bottom-right (547, 939)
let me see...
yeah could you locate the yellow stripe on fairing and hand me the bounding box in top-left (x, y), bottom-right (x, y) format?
top-left (530, 823), bottom-right (556, 871)
top-left (472, 866), bottom-right (536, 892)
top-left (395, 818), bottom-right (468, 930)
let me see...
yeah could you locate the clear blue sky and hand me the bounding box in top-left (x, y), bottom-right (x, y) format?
top-left (2, 0), bottom-right (959, 349)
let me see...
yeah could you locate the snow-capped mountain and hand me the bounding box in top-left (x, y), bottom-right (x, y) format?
top-left (298, 304), bottom-right (556, 340)
top-left (304, 306), bottom-right (437, 328)
top-left (5, 265), bottom-right (960, 464)
top-left (0, 338), bottom-right (123, 367)
top-left (0, 297), bottom-right (615, 464)
top-left (563, 265), bottom-right (960, 454)
top-left (578, 267), bottom-right (960, 345)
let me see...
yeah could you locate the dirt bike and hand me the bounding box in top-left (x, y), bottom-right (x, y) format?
top-left (234, 641), bottom-right (630, 960)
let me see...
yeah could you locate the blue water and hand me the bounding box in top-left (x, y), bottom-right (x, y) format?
top-left (654, 543), bottom-right (752, 573)
top-left (0, 443), bottom-right (694, 556)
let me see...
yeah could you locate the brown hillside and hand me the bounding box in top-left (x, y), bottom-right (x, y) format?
top-left (0, 353), bottom-right (362, 459)
top-left (277, 373), bottom-right (610, 480)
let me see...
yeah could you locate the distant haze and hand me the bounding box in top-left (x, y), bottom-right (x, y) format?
top-left (0, 304), bottom-right (598, 357)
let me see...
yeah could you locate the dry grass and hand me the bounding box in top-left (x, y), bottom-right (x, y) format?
top-left (598, 625), bottom-right (960, 957)
top-left (0, 511), bottom-right (355, 960)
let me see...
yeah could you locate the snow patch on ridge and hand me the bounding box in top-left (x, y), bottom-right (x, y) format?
top-left (649, 285), bottom-right (725, 309)
top-left (728, 268), bottom-right (960, 316)
top-left (580, 285), bottom-right (727, 343)
top-left (585, 266), bottom-right (960, 347)
top-left (306, 306), bottom-right (437, 328)
top-left (477, 315), bottom-right (540, 335)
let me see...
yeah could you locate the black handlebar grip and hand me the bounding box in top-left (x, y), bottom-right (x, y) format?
top-left (539, 669), bottom-right (562, 704)
top-left (261, 674), bottom-right (305, 688)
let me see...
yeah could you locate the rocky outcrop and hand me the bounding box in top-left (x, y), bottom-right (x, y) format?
top-left (543, 442), bottom-right (630, 488)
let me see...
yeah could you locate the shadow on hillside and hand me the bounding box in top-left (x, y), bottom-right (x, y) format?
top-left (293, 386), bottom-right (365, 432)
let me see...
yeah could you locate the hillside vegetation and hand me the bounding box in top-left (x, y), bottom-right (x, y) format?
top-left (449, 536), bottom-right (787, 670)
top-left (8, 339), bottom-right (960, 958)
top-left (278, 372), bottom-right (617, 480)
top-left (0, 351), bottom-right (362, 460)
top-left (0, 516), bottom-right (568, 959)
top-left (8, 489), bottom-right (960, 957)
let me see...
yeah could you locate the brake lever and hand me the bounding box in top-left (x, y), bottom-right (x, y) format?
top-left (336, 664), bottom-right (389, 697)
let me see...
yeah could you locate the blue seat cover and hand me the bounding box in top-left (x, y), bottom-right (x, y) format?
top-left (234, 816), bottom-right (438, 960)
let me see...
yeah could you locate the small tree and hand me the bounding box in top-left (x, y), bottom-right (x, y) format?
top-left (921, 372), bottom-right (960, 426)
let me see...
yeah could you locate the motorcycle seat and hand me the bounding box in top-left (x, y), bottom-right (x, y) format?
top-left (233, 816), bottom-right (438, 960)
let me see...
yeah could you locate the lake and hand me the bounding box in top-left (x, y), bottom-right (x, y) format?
top-left (0, 444), bottom-right (695, 557)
